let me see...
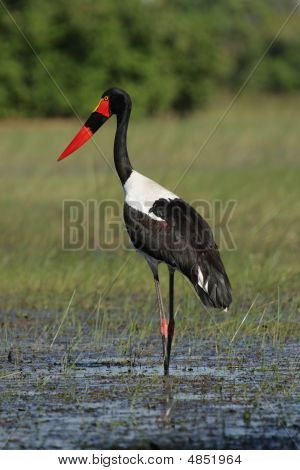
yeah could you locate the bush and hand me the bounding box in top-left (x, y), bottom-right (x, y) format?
top-left (0, 0), bottom-right (299, 117)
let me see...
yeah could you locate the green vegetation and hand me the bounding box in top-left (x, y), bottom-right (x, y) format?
top-left (0, 0), bottom-right (300, 117)
top-left (0, 96), bottom-right (299, 342)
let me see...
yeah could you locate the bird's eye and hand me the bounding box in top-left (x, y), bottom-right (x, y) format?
top-left (103, 96), bottom-right (109, 101)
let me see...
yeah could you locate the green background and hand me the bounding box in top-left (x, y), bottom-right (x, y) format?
top-left (1, 0), bottom-right (300, 117)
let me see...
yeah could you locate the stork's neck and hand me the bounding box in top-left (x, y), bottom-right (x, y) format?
top-left (114, 106), bottom-right (132, 185)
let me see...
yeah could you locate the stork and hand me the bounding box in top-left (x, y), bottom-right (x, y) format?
top-left (58, 88), bottom-right (232, 375)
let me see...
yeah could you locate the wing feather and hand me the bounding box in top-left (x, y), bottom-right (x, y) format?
top-left (124, 198), bottom-right (232, 309)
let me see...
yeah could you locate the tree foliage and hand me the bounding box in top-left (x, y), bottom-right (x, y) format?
top-left (0, 0), bottom-right (299, 117)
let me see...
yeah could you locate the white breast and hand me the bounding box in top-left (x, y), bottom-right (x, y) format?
top-left (124, 170), bottom-right (178, 221)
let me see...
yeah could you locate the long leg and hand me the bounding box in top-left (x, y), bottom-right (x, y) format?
top-left (164, 266), bottom-right (175, 375)
top-left (144, 256), bottom-right (168, 366)
top-left (154, 277), bottom-right (168, 366)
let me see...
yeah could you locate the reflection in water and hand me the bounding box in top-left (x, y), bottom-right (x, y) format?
top-left (158, 378), bottom-right (175, 428)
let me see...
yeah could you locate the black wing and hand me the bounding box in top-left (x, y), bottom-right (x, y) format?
top-left (124, 198), bottom-right (232, 309)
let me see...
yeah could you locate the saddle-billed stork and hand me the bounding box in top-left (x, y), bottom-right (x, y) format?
top-left (58, 88), bottom-right (232, 375)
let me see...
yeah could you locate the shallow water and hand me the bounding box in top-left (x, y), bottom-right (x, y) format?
top-left (0, 312), bottom-right (299, 449)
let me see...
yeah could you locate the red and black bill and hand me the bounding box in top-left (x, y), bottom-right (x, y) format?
top-left (58, 97), bottom-right (111, 161)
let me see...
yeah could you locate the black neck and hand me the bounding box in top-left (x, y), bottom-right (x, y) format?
top-left (114, 105), bottom-right (132, 185)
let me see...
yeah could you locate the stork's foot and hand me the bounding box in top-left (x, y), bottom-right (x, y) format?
top-left (164, 357), bottom-right (170, 376)
top-left (163, 339), bottom-right (170, 375)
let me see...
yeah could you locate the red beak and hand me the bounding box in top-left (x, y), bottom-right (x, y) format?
top-left (58, 97), bottom-right (111, 161)
top-left (58, 126), bottom-right (93, 161)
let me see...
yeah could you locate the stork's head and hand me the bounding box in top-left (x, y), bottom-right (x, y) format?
top-left (58, 88), bottom-right (131, 161)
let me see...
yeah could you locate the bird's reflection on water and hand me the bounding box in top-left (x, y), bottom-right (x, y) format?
top-left (157, 378), bottom-right (175, 428)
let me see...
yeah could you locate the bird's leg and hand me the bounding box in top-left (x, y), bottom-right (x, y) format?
top-left (154, 277), bottom-right (168, 366)
top-left (145, 256), bottom-right (168, 372)
top-left (164, 267), bottom-right (175, 375)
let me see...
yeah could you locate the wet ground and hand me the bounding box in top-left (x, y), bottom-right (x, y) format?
top-left (0, 311), bottom-right (299, 449)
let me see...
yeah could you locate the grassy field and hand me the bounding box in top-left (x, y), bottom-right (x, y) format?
top-left (0, 95), bottom-right (299, 345)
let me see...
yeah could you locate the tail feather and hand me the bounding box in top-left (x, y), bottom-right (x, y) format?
top-left (195, 275), bottom-right (232, 309)
top-left (195, 260), bottom-right (232, 310)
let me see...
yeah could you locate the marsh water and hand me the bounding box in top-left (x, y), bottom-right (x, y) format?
top-left (0, 311), bottom-right (299, 449)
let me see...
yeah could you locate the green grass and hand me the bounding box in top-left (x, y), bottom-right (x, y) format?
top-left (0, 95), bottom-right (299, 342)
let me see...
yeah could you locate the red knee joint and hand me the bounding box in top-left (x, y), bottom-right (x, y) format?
top-left (160, 318), bottom-right (168, 338)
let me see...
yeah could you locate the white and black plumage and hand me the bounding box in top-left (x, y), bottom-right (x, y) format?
top-left (58, 87), bottom-right (232, 375)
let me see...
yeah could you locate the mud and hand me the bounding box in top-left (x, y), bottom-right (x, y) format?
top-left (0, 312), bottom-right (299, 449)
